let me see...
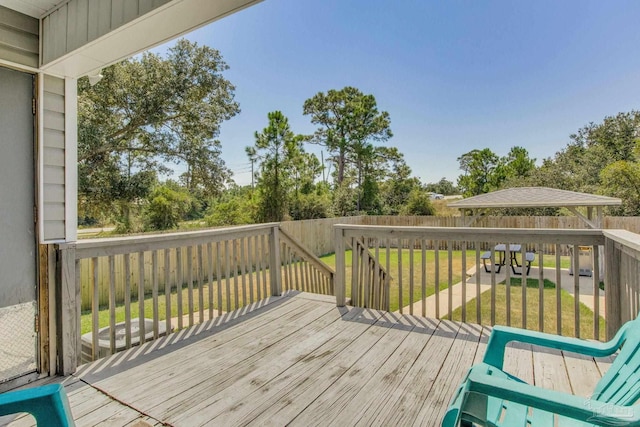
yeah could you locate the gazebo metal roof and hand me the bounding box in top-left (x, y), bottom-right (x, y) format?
top-left (448, 187), bottom-right (621, 209)
top-left (448, 187), bottom-right (622, 228)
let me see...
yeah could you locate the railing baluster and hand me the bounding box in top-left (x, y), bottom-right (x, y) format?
top-left (447, 240), bottom-right (453, 320)
top-left (176, 247), bottom-right (183, 330)
top-left (573, 244), bottom-right (580, 338)
top-left (124, 254), bottom-right (131, 349)
top-left (247, 238), bottom-right (255, 300)
top-left (421, 239), bottom-right (426, 317)
top-left (197, 244), bottom-right (204, 324)
top-left (282, 243), bottom-right (289, 292)
top-left (408, 239), bottom-right (414, 315)
top-left (287, 247), bottom-right (294, 292)
top-left (385, 238), bottom-right (390, 312)
top-left (109, 255), bottom-right (116, 355)
top-left (232, 240), bottom-right (239, 309)
top-left (556, 244), bottom-right (562, 335)
top-left (240, 239), bottom-right (247, 307)
top-left (261, 234), bottom-right (268, 298)
top-left (593, 244), bottom-right (600, 340)
top-left (521, 244), bottom-right (527, 329)
top-left (138, 251), bottom-right (146, 344)
top-left (216, 241), bottom-right (223, 316)
top-left (375, 240), bottom-right (381, 311)
top-left (461, 241), bottom-right (466, 323)
top-left (505, 243), bottom-right (511, 326)
top-left (490, 244), bottom-right (496, 326)
top-left (187, 245), bottom-right (194, 327)
top-left (538, 245), bottom-right (544, 332)
top-left (398, 240), bottom-right (403, 314)
top-left (207, 242), bottom-right (214, 321)
top-left (351, 237), bottom-right (359, 306)
top-left (254, 235), bottom-right (262, 301)
top-left (364, 239), bottom-right (371, 308)
top-left (91, 257), bottom-right (99, 361)
top-left (224, 240), bottom-right (231, 313)
top-left (435, 240), bottom-right (440, 319)
top-left (164, 248), bottom-right (171, 334)
top-left (475, 242), bottom-right (481, 324)
top-left (152, 250), bottom-right (159, 339)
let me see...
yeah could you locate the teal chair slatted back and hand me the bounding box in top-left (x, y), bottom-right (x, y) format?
top-left (594, 321), bottom-right (640, 405)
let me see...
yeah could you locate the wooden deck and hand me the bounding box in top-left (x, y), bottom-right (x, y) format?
top-left (2, 291), bottom-right (613, 427)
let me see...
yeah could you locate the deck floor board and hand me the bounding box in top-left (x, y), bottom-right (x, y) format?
top-left (1, 292), bottom-right (611, 427)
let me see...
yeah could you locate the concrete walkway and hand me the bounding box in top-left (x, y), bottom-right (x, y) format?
top-left (401, 264), bottom-right (605, 319)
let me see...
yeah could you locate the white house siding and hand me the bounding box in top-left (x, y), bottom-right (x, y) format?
top-left (0, 5), bottom-right (38, 68)
top-left (42, 74), bottom-right (66, 241)
top-left (42, 0), bottom-right (171, 64)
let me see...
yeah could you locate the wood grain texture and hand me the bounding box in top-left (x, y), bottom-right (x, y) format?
top-left (16, 292), bottom-right (609, 427)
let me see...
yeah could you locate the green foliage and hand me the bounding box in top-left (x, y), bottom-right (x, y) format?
top-left (250, 111), bottom-right (304, 222)
top-left (400, 188), bottom-right (435, 216)
top-left (205, 194), bottom-right (257, 226)
top-left (425, 177), bottom-right (458, 195)
top-left (303, 86), bottom-right (392, 188)
top-left (600, 159), bottom-right (640, 215)
top-left (290, 191), bottom-right (332, 220)
top-left (144, 184), bottom-right (192, 230)
top-left (457, 148), bottom-right (500, 196)
top-left (78, 39), bottom-right (238, 229)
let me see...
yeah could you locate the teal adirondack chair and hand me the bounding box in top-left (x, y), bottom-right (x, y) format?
top-left (0, 383), bottom-right (75, 426)
top-left (443, 317), bottom-right (640, 426)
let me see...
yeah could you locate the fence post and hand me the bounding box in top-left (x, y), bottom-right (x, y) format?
top-left (55, 244), bottom-right (79, 375)
top-left (605, 237), bottom-right (622, 340)
top-left (335, 226), bottom-right (346, 307)
top-left (269, 225), bottom-right (282, 296)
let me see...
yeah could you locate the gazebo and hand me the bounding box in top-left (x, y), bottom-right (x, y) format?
top-left (448, 187), bottom-right (622, 228)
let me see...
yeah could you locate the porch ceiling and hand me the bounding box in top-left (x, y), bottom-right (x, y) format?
top-left (0, 0), bottom-right (60, 18)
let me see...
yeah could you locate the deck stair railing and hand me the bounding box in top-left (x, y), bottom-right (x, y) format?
top-left (344, 237), bottom-right (390, 311)
top-left (56, 222), bottom-right (334, 368)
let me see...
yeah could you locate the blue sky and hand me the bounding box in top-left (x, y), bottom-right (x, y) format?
top-left (155, 0), bottom-right (640, 186)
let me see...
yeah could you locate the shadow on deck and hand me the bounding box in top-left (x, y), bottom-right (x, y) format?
top-left (2, 291), bottom-right (613, 427)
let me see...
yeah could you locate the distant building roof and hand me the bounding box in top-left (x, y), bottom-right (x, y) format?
top-left (447, 187), bottom-right (622, 209)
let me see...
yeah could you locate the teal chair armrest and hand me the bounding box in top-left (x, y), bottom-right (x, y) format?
top-left (465, 368), bottom-right (640, 426)
top-left (0, 383), bottom-right (75, 427)
top-left (483, 325), bottom-right (625, 369)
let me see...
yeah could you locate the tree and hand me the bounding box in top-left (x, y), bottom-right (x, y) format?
top-left (144, 183), bottom-right (192, 230)
top-left (425, 178), bottom-right (457, 195)
top-left (400, 188), bottom-right (435, 216)
top-left (78, 38), bottom-right (239, 229)
top-left (250, 111), bottom-right (302, 222)
top-left (303, 87), bottom-right (392, 186)
top-left (457, 148), bottom-right (500, 197)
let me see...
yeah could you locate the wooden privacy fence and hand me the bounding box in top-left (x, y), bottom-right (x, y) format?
top-left (335, 225), bottom-right (609, 340)
top-left (57, 223), bottom-right (334, 366)
top-left (281, 215), bottom-right (640, 256)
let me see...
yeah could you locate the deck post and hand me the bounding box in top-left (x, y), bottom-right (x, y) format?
top-left (334, 226), bottom-right (346, 306)
top-left (269, 225), bottom-right (282, 296)
top-left (605, 236), bottom-right (622, 340)
top-left (55, 244), bottom-right (79, 375)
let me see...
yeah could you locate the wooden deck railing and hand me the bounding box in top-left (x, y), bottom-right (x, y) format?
top-left (603, 230), bottom-right (640, 339)
top-left (335, 225), bottom-right (613, 340)
top-left (55, 223), bottom-right (334, 372)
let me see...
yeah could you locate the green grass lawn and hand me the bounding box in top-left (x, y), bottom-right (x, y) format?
top-left (450, 277), bottom-right (605, 340)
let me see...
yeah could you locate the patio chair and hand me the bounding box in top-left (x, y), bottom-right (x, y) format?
top-left (442, 316), bottom-right (640, 426)
top-left (0, 383), bottom-right (74, 426)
